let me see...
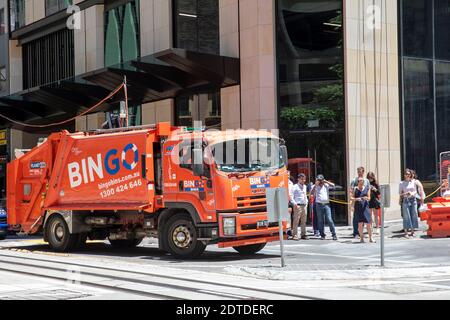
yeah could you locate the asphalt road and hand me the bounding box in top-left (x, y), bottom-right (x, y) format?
top-left (0, 220), bottom-right (450, 300)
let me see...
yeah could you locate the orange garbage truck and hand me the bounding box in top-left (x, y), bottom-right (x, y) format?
top-left (7, 123), bottom-right (289, 258)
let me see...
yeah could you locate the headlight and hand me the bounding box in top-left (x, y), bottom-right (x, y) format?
top-left (223, 217), bottom-right (236, 236)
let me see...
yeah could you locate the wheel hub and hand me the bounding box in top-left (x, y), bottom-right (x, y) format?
top-left (172, 226), bottom-right (192, 248)
top-left (51, 221), bottom-right (65, 243)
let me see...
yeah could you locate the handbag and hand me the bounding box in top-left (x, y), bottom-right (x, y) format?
top-left (418, 203), bottom-right (428, 213)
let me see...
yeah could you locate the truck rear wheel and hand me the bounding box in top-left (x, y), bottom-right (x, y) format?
top-left (233, 243), bottom-right (266, 255)
top-left (109, 238), bottom-right (143, 248)
top-left (45, 215), bottom-right (78, 252)
top-left (165, 214), bottom-right (205, 259)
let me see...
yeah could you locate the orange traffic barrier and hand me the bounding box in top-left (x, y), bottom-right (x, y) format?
top-left (420, 197), bottom-right (450, 238)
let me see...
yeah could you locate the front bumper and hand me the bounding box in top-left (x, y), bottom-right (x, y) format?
top-left (217, 212), bottom-right (287, 247)
top-left (218, 234), bottom-right (287, 248)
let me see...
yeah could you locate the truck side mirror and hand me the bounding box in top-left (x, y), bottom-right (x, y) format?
top-left (280, 145), bottom-right (288, 167)
top-left (192, 148), bottom-right (204, 177)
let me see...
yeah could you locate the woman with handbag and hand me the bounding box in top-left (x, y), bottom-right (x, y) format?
top-left (399, 169), bottom-right (421, 238)
top-left (367, 172), bottom-right (381, 235)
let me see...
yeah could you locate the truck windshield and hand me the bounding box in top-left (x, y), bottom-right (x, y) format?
top-left (211, 138), bottom-right (285, 173)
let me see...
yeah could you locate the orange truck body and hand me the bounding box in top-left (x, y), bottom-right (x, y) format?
top-left (7, 123), bottom-right (288, 258)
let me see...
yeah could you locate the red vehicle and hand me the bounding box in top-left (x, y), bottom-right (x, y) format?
top-left (7, 123), bottom-right (288, 258)
top-left (288, 158), bottom-right (317, 182)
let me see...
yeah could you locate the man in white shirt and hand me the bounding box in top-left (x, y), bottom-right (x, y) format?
top-left (291, 173), bottom-right (309, 240)
top-left (310, 175), bottom-right (338, 241)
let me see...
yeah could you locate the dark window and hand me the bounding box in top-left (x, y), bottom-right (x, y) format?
top-left (403, 59), bottom-right (436, 181)
top-left (276, 0), bottom-right (346, 223)
top-left (400, 0), bottom-right (450, 189)
top-left (434, 0), bottom-right (450, 60)
top-left (175, 92), bottom-right (221, 129)
top-left (401, 0), bottom-right (433, 58)
top-left (0, 8), bottom-right (5, 34)
top-left (45, 0), bottom-right (72, 16)
top-left (22, 28), bottom-right (74, 89)
top-left (9, 0), bottom-right (25, 31)
top-left (436, 62), bottom-right (450, 158)
top-left (173, 0), bottom-right (219, 54)
top-left (104, 0), bottom-right (140, 66)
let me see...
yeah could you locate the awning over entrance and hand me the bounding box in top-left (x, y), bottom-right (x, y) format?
top-left (0, 48), bottom-right (240, 131)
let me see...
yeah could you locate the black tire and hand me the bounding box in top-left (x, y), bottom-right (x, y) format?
top-left (74, 233), bottom-right (88, 250)
top-left (0, 235), bottom-right (6, 241)
top-left (45, 215), bottom-right (78, 252)
top-left (165, 213), bottom-right (206, 259)
top-left (108, 238), bottom-right (143, 248)
top-left (233, 243), bottom-right (266, 255)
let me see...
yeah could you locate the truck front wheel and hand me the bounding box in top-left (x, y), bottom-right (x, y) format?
top-left (165, 214), bottom-right (205, 259)
top-left (233, 243), bottom-right (266, 255)
top-left (45, 215), bottom-right (79, 252)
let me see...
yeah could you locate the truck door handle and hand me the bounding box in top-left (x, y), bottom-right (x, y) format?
top-left (141, 154), bottom-right (147, 180)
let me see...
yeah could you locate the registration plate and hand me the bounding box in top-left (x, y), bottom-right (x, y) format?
top-left (257, 220), bottom-right (269, 229)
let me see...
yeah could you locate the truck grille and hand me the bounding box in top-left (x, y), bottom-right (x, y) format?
top-left (241, 222), bottom-right (278, 231)
top-left (236, 195), bottom-right (266, 209)
top-left (0, 217), bottom-right (6, 224)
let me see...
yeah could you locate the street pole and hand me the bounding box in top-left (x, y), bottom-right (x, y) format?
top-left (275, 188), bottom-right (286, 268)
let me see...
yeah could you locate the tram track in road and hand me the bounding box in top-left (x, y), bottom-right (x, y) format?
top-left (0, 251), bottom-right (319, 300)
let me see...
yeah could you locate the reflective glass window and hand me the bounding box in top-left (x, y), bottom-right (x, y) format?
top-left (174, 0), bottom-right (219, 54)
top-left (436, 62), bottom-right (450, 156)
top-left (104, 0), bottom-right (140, 66)
top-left (403, 59), bottom-right (436, 180)
top-left (401, 0), bottom-right (433, 58)
top-left (175, 92), bottom-right (221, 129)
top-left (434, 0), bottom-right (450, 60)
top-left (276, 0), bottom-right (346, 222)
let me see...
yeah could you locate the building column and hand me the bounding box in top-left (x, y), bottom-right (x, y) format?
top-left (219, 0), bottom-right (277, 130)
top-left (344, 0), bottom-right (401, 220)
top-left (8, 40), bottom-right (22, 94)
top-left (75, 4), bottom-right (105, 75)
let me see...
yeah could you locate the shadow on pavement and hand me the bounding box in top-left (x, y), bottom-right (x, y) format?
top-left (1, 242), bottom-right (280, 263)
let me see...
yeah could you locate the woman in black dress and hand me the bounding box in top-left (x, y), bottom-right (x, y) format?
top-left (367, 172), bottom-right (381, 234)
top-left (351, 178), bottom-right (374, 243)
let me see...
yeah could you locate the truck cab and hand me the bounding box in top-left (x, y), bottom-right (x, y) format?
top-left (158, 128), bottom-right (289, 257)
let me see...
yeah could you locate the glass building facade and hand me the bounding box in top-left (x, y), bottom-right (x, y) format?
top-left (104, 0), bottom-right (141, 126)
top-left (400, 0), bottom-right (450, 188)
top-left (276, 0), bottom-right (346, 222)
top-left (45, 0), bottom-right (72, 16)
top-left (173, 0), bottom-right (221, 129)
top-left (104, 0), bottom-right (140, 67)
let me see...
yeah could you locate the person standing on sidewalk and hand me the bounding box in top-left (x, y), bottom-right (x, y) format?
top-left (310, 175), bottom-right (338, 241)
top-left (288, 172), bottom-right (295, 238)
top-left (350, 167), bottom-right (370, 238)
top-left (291, 173), bottom-right (309, 240)
top-left (351, 177), bottom-right (375, 243)
top-left (367, 172), bottom-right (381, 235)
top-left (399, 169), bottom-right (420, 238)
top-left (307, 181), bottom-right (320, 238)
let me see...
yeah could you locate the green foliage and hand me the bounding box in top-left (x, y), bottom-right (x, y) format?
top-left (280, 62), bottom-right (344, 130)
